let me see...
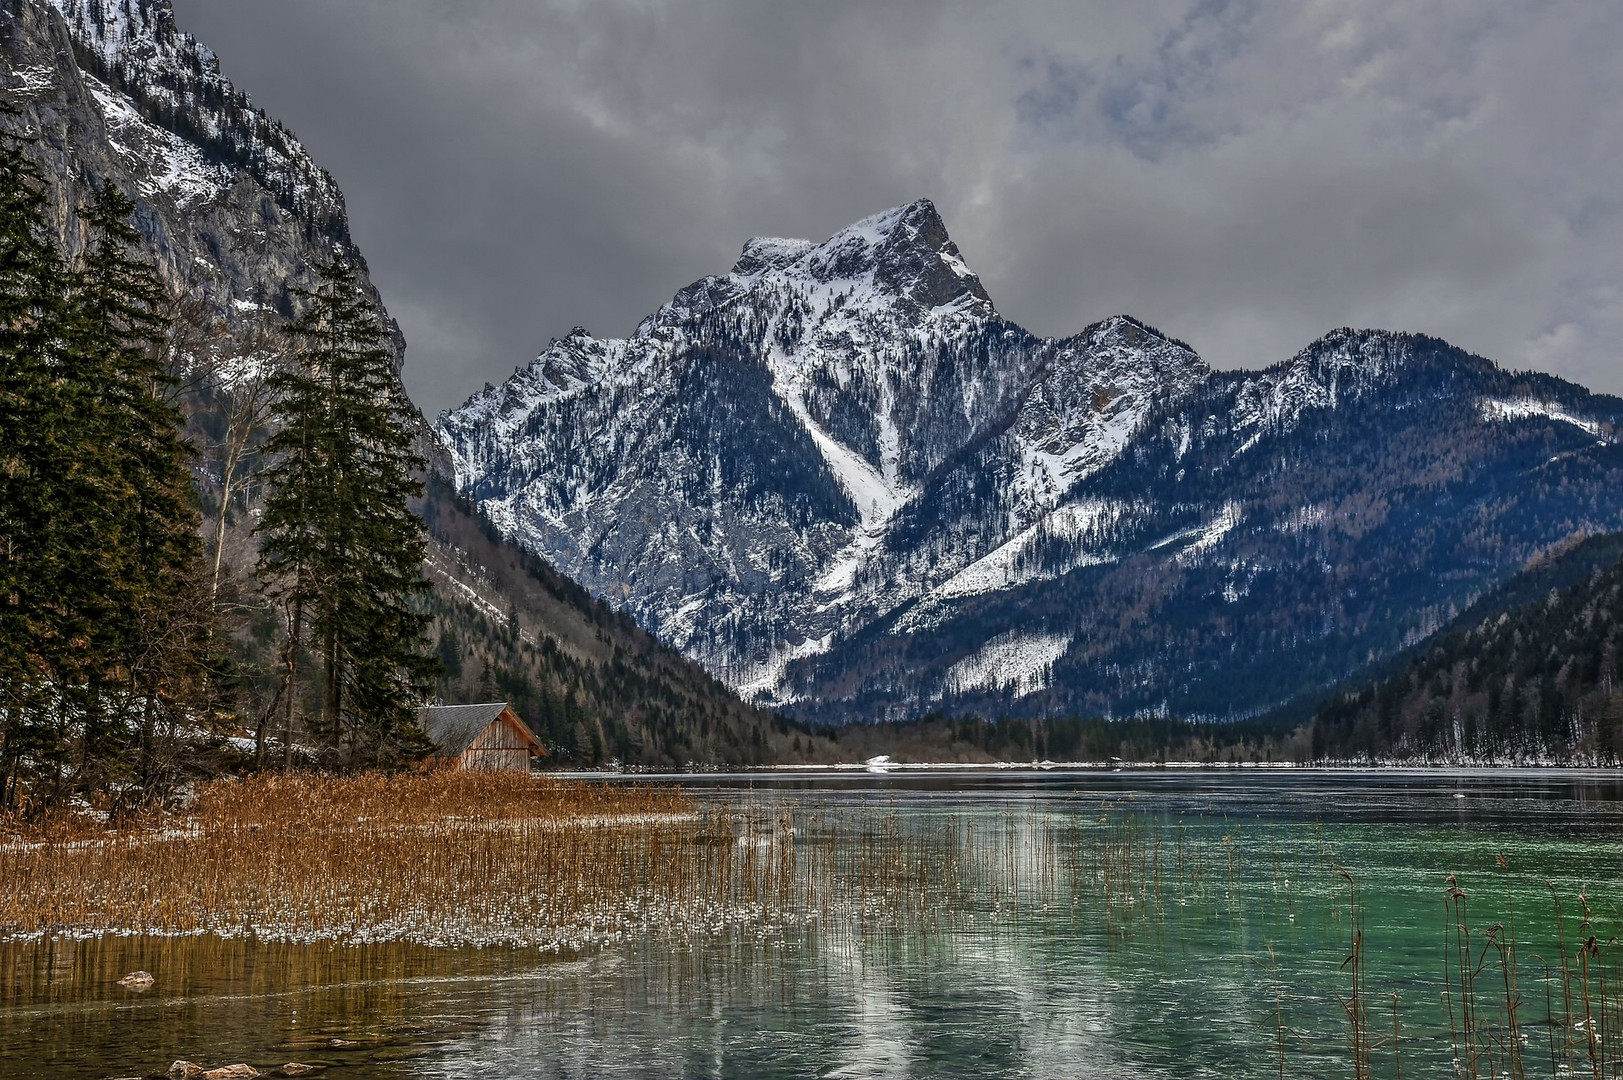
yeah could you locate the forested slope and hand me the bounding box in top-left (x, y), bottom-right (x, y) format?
top-left (420, 479), bottom-right (821, 768)
top-left (2, 0), bottom-right (816, 778)
top-left (1309, 533), bottom-right (1623, 762)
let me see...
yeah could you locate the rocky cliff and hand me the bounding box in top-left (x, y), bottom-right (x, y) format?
top-left (1, 0), bottom-right (790, 765)
top-left (0, 0), bottom-right (403, 368)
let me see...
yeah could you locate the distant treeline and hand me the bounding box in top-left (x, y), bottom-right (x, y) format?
top-left (811, 711), bottom-right (1312, 766)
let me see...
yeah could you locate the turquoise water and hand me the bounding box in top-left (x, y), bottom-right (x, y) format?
top-left (4, 769), bottom-right (1622, 1079)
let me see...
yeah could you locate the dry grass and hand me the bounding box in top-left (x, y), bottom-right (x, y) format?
top-left (0, 773), bottom-right (1017, 949)
top-left (0, 780), bottom-right (1219, 949)
top-left (0, 771), bottom-right (708, 948)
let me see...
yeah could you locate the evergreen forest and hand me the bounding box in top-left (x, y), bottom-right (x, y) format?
top-left (0, 128), bottom-right (439, 811)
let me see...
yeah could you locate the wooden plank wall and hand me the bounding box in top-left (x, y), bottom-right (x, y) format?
top-left (459, 717), bottom-right (533, 772)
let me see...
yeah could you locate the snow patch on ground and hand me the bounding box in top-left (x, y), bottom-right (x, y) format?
top-left (1277, 504), bottom-right (1327, 534)
top-left (1481, 398), bottom-right (1607, 439)
top-left (424, 550), bottom-right (509, 629)
top-left (1177, 502), bottom-right (1243, 564)
top-left (733, 633), bottom-right (834, 703)
top-left (783, 382), bottom-right (906, 533)
top-left (1146, 502), bottom-right (1243, 563)
top-left (932, 499), bottom-right (1128, 603)
top-left (943, 631), bottom-right (1072, 698)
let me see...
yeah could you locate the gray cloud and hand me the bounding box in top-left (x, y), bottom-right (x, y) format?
top-left (171, 0), bottom-right (1623, 414)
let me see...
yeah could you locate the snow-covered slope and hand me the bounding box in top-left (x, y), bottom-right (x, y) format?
top-left (440, 205), bottom-right (1623, 725)
top-left (439, 201), bottom-right (1214, 694)
top-left (41, 0), bottom-right (349, 232)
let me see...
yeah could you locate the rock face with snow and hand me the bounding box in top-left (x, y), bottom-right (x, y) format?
top-left (0, 0), bottom-right (403, 371)
top-left (441, 201), bottom-right (1623, 724)
top-left (2, 0), bottom-right (782, 766)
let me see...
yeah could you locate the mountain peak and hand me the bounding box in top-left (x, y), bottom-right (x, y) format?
top-left (1287, 327), bottom-right (1486, 385)
top-left (730, 198), bottom-right (992, 312)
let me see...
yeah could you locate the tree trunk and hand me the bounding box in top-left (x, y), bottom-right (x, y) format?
top-left (323, 616), bottom-right (341, 756)
top-left (282, 600), bottom-right (302, 772)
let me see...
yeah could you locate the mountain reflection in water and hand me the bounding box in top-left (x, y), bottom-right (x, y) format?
top-left (4, 769), bottom-right (1622, 1080)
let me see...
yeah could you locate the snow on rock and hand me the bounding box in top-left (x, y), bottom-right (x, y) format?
top-left (3, 63), bottom-right (56, 93)
top-left (441, 202), bottom-right (1623, 719)
top-left (438, 203), bottom-right (1217, 702)
top-left (732, 634), bottom-right (834, 704)
top-left (1007, 317), bottom-right (1207, 511)
top-left (87, 76), bottom-right (230, 207)
top-left (43, 0), bottom-right (347, 228)
top-left (943, 631), bottom-right (1072, 698)
top-left (1228, 329), bottom-right (1419, 451)
top-left (437, 199), bottom-right (1032, 690)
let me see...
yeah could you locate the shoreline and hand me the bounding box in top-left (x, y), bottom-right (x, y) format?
top-left (553, 760), bottom-right (1623, 778)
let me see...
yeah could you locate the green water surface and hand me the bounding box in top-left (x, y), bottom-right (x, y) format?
top-left (3, 769), bottom-right (1621, 1079)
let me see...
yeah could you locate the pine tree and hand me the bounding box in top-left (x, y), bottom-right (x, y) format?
top-left (0, 124), bottom-right (70, 809)
top-left (60, 184), bottom-right (209, 802)
top-left (0, 153), bottom-right (210, 807)
top-left (257, 256), bottom-right (437, 769)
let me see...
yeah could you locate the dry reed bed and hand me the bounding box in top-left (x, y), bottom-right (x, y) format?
top-left (1, 772), bottom-right (716, 948)
top-left (0, 774), bottom-right (1050, 949)
top-left (0, 787), bottom-right (1319, 949)
top-left (0, 780), bottom-right (1241, 949)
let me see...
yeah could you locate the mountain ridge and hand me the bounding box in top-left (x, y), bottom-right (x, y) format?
top-left (441, 200), bottom-right (1623, 725)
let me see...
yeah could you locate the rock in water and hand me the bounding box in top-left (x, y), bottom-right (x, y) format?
top-left (279, 1066), bottom-right (325, 1077)
top-left (116, 970), bottom-right (155, 990)
top-left (167, 1064), bottom-right (205, 1080)
top-left (202, 1067), bottom-right (260, 1080)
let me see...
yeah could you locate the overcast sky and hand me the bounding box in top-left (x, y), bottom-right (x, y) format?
top-left (170, 0), bottom-right (1623, 417)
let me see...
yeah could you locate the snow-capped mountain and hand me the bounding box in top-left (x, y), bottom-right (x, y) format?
top-left (439, 201), bottom-right (1206, 696)
top-left (441, 201), bottom-right (1623, 724)
top-left (2, 0), bottom-right (788, 764)
top-left (1, 0), bottom-right (401, 374)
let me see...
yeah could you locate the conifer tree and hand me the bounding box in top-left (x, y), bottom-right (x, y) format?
top-left (0, 126), bottom-right (69, 808)
top-left (61, 184), bottom-right (209, 800)
top-left (0, 153), bottom-right (210, 806)
top-left (257, 256), bottom-right (437, 769)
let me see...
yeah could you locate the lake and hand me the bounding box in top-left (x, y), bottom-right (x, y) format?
top-left (4, 769), bottom-right (1622, 1079)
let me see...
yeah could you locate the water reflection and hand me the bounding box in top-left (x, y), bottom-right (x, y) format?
top-left (3, 770), bottom-right (1622, 1079)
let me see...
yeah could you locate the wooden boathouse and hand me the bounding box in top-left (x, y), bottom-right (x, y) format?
top-left (417, 702), bottom-right (544, 771)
